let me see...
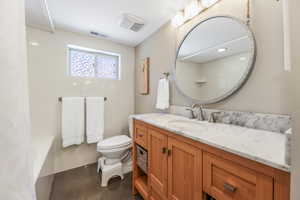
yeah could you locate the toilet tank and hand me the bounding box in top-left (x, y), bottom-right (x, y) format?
top-left (128, 115), bottom-right (134, 138)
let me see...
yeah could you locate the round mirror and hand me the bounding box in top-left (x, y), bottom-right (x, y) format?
top-left (174, 16), bottom-right (256, 104)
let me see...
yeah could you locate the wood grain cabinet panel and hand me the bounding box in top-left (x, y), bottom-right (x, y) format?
top-left (167, 137), bottom-right (202, 200)
top-left (149, 188), bottom-right (166, 200)
top-left (203, 152), bottom-right (273, 200)
top-left (148, 129), bottom-right (168, 198)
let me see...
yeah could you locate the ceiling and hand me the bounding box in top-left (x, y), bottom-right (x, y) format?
top-left (183, 37), bottom-right (251, 63)
top-left (178, 17), bottom-right (252, 63)
top-left (25, 0), bottom-right (191, 47)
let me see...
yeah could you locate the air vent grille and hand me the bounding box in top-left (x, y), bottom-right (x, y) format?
top-left (90, 31), bottom-right (108, 38)
top-left (130, 23), bottom-right (144, 32)
top-left (120, 14), bottom-right (145, 32)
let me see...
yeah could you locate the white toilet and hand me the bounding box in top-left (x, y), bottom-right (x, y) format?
top-left (97, 134), bottom-right (132, 187)
top-left (97, 135), bottom-right (132, 165)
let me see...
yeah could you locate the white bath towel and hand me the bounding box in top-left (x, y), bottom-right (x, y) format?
top-left (61, 97), bottom-right (85, 148)
top-left (156, 78), bottom-right (170, 110)
top-left (86, 97), bottom-right (104, 144)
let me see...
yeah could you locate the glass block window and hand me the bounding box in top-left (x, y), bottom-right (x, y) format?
top-left (68, 45), bottom-right (120, 80)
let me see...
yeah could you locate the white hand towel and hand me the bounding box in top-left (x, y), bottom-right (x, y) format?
top-left (156, 78), bottom-right (170, 110)
top-left (86, 97), bottom-right (104, 144)
top-left (61, 97), bottom-right (85, 148)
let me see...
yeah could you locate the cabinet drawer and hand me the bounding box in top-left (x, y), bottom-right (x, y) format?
top-left (203, 152), bottom-right (273, 200)
top-left (135, 124), bottom-right (148, 149)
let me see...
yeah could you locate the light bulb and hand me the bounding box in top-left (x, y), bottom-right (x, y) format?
top-left (172, 12), bottom-right (185, 27)
top-left (184, 0), bottom-right (202, 20)
top-left (201, 0), bottom-right (219, 8)
top-left (217, 48), bottom-right (227, 53)
top-left (29, 42), bottom-right (40, 46)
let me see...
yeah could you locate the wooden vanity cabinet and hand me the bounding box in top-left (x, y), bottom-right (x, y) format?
top-left (132, 119), bottom-right (290, 200)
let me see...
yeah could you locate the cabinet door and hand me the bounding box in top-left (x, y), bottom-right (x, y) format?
top-left (148, 129), bottom-right (168, 198)
top-left (167, 137), bottom-right (202, 200)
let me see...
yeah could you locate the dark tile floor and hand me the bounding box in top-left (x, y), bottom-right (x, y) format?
top-left (50, 163), bottom-right (134, 200)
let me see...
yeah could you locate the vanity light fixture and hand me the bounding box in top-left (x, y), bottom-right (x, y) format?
top-left (184, 0), bottom-right (203, 20)
top-left (217, 48), bottom-right (227, 52)
top-left (201, 0), bottom-right (220, 8)
top-left (172, 11), bottom-right (185, 27)
top-left (171, 0), bottom-right (220, 27)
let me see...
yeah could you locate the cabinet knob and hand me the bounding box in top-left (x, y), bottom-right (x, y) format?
top-left (224, 182), bottom-right (237, 193)
top-left (162, 147), bottom-right (167, 154)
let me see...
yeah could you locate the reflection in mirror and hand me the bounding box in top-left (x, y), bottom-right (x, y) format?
top-left (175, 16), bottom-right (255, 104)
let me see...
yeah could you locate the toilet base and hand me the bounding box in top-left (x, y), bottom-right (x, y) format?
top-left (122, 159), bottom-right (132, 174)
top-left (98, 157), bottom-right (124, 187)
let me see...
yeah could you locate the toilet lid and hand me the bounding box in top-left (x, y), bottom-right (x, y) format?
top-left (97, 135), bottom-right (132, 150)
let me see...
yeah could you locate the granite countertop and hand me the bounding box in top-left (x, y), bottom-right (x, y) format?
top-left (132, 113), bottom-right (290, 172)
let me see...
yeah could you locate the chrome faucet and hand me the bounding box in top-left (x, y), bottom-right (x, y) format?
top-left (192, 104), bottom-right (205, 121)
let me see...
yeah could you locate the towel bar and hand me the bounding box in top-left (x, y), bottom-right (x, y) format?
top-left (58, 97), bottom-right (107, 102)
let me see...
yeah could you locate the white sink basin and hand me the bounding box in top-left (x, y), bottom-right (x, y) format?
top-left (167, 119), bottom-right (210, 132)
top-left (168, 119), bottom-right (208, 125)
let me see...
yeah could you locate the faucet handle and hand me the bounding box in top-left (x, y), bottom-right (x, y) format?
top-left (190, 104), bottom-right (205, 121)
top-left (209, 111), bottom-right (222, 123)
top-left (192, 104), bottom-right (201, 109)
top-left (186, 107), bottom-right (196, 119)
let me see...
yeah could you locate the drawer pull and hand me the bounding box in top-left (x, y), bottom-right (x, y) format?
top-left (138, 133), bottom-right (144, 137)
top-left (162, 147), bottom-right (167, 154)
top-left (224, 183), bottom-right (237, 193)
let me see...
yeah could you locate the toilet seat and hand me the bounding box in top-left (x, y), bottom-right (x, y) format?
top-left (98, 143), bottom-right (132, 153)
top-left (97, 135), bottom-right (132, 152)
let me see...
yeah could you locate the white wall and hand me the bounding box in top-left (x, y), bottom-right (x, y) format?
top-left (289, 0), bottom-right (300, 199)
top-left (27, 27), bottom-right (135, 174)
top-left (135, 23), bottom-right (177, 113)
top-left (197, 52), bottom-right (249, 100)
top-left (176, 60), bottom-right (202, 98)
top-left (135, 0), bottom-right (289, 115)
top-left (0, 0), bottom-right (35, 199)
top-left (176, 52), bottom-right (249, 101)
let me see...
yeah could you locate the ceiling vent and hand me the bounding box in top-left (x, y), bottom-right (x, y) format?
top-left (120, 14), bottom-right (145, 32)
top-left (90, 31), bottom-right (108, 38)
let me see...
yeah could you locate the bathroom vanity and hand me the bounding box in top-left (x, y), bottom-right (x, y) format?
top-left (132, 114), bottom-right (290, 200)
top-left (131, 15), bottom-right (290, 200)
